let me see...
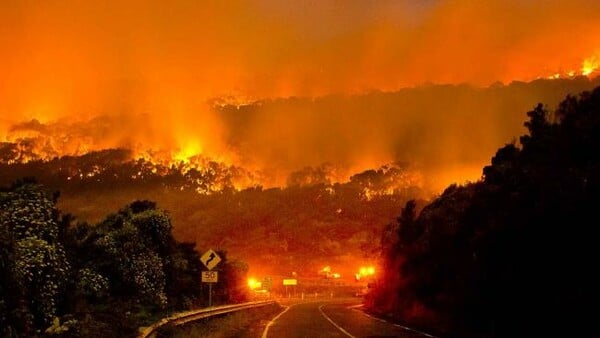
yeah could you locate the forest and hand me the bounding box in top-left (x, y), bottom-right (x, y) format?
top-left (0, 155), bottom-right (424, 278)
top-left (1, 82), bottom-right (600, 337)
top-left (0, 185), bottom-right (248, 337)
top-left (369, 87), bottom-right (600, 337)
top-left (3, 79), bottom-right (600, 279)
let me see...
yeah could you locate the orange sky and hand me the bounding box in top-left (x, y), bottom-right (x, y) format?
top-left (1, 0), bottom-right (599, 188)
top-left (2, 1), bottom-right (599, 117)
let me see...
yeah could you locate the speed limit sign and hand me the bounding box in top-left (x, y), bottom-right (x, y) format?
top-left (202, 271), bottom-right (218, 283)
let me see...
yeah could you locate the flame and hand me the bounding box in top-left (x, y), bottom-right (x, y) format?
top-left (540, 55), bottom-right (599, 80)
top-left (548, 73), bottom-right (561, 80)
top-left (173, 143), bottom-right (204, 164)
top-left (2, 1), bottom-right (600, 195)
top-left (582, 56), bottom-right (599, 76)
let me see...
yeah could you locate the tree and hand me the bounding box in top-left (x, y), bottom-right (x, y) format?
top-left (396, 200), bottom-right (419, 249)
top-left (0, 183), bottom-right (70, 335)
top-left (211, 250), bottom-right (249, 305)
top-left (372, 86), bottom-right (600, 337)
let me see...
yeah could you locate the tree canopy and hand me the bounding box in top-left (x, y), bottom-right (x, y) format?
top-left (1, 183), bottom-right (248, 337)
top-left (370, 86), bottom-right (600, 338)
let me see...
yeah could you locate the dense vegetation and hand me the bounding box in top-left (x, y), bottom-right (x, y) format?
top-left (2, 80), bottom-right (600, 337)
top-left (0, 183), bottom-right (248, 337)
top-left (370, 87), bottom-right (600, 337)
top-left (0, 154), bottom-right (423, 277)
top-left (2, 78), bottom-right (600, 280)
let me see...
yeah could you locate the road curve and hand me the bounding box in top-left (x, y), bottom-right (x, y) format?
top-left (262, 299), bottom-right (434, 338)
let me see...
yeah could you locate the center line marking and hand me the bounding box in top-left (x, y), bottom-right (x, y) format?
top-left (318, 304), bottom-right (356, 338)
top-left (261, 305), bottom-right (291, 338)
top-left (351, 308), bottom-right (438, 338)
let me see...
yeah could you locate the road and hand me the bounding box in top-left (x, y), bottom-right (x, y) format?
top-left (261, 299), bottom-right (435, 338)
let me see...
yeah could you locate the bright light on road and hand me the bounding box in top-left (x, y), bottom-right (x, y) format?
top-left (247, 278), bottom-right (262, 290)
top-left (356, 266), bottom-right (376, 280)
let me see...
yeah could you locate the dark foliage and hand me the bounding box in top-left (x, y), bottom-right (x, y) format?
top-left (0, 182), bottom-right (249, 337)
top-left (371, 86), bottom-right (600, 337)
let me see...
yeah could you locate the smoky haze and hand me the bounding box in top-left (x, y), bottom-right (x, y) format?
top-left (3, 78), bottom-right (600, 192)
top-left (2, 1), bottom-right (599, 101)
top-left (1, 1), bottom-right (600, 189)
top-left (216, 78), bottom-right (600, 189)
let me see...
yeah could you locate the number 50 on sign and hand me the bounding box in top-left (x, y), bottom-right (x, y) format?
top-left (202, 271), bottom-right (218, 283)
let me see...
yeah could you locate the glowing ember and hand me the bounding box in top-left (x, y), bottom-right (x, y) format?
top-left (548, 73), bottom-right (561, 80)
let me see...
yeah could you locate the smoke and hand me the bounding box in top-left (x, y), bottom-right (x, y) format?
top-left (216, 78), bottom-right (600, 189)
top-left (1, 1), bottom-right (600, 190)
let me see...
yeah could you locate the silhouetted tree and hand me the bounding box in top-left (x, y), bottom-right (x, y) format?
top-left (371, 86), bottom-right (600, 338)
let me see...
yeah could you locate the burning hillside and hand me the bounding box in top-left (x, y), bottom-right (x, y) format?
top-left (3, 79), bottom-right (600, 277)
top-left (2, 0), bottom-right (600, 191)
top-left (2, 2), bottom-right (600, 335)
top-left (2, 78), bottom-right (600, 192)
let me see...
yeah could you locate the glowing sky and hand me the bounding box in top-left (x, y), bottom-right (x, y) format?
top-left (2, 1), bottom-right (599, 116)
top-left (1, 0), bottom-right (599, 188)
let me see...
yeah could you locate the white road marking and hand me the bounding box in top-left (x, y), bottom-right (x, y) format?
top-left (261, 305), bottom-right (291, 338)
top-left (351, 308), bottom-right (438, 338)
top-left (264, 301), bottom-right (434, 338)
top-left (359, 310), bottom-right (388, 323)
top-left (318, 304), bottom-right (357, 338)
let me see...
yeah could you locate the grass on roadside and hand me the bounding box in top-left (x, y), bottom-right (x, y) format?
top-left (156, 303), bottom-right (284, 338)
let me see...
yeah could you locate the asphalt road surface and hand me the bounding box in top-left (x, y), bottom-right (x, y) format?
top-left (261, 299), bottom-right (436, 338)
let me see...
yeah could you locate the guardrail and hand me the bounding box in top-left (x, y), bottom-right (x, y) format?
top-left (138, 300), bottom-right (276, 338)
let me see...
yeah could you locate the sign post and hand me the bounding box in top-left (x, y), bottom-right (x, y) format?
top-left (200, 249), bottom-right (222, 271)
top-left (200, 249), bottom-right (221, 307)
top-left (201, 270), bottom-right (218, 283)
top-left (283, 279), bottom-right (297, 298)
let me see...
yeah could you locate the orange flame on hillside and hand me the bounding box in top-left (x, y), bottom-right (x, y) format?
top-left (1, 1), bottom-right (600, 192)
top-left (582, 56), bottom-right (599, 77)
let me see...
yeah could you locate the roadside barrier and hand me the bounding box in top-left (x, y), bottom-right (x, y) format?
top-left (138, 300), bottom-right (276, 338)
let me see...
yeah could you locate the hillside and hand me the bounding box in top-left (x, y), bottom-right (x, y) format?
top-left (2, 78), bottom-right (600, 278)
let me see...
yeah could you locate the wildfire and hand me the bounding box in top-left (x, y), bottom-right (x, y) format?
top-left (173, 143), bottom-right (204, 164)
top-left (541, 55), bottom-right (599, 80)
top-left (1, 51), bottom-right (599, 195)
top-left (548, 73), bottom-right (561, 80)
top-left (582, 56), bottom-right (599, 77)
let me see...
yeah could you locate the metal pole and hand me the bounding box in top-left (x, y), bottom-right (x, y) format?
top-left (209, 282), bottom-right (212, 307)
